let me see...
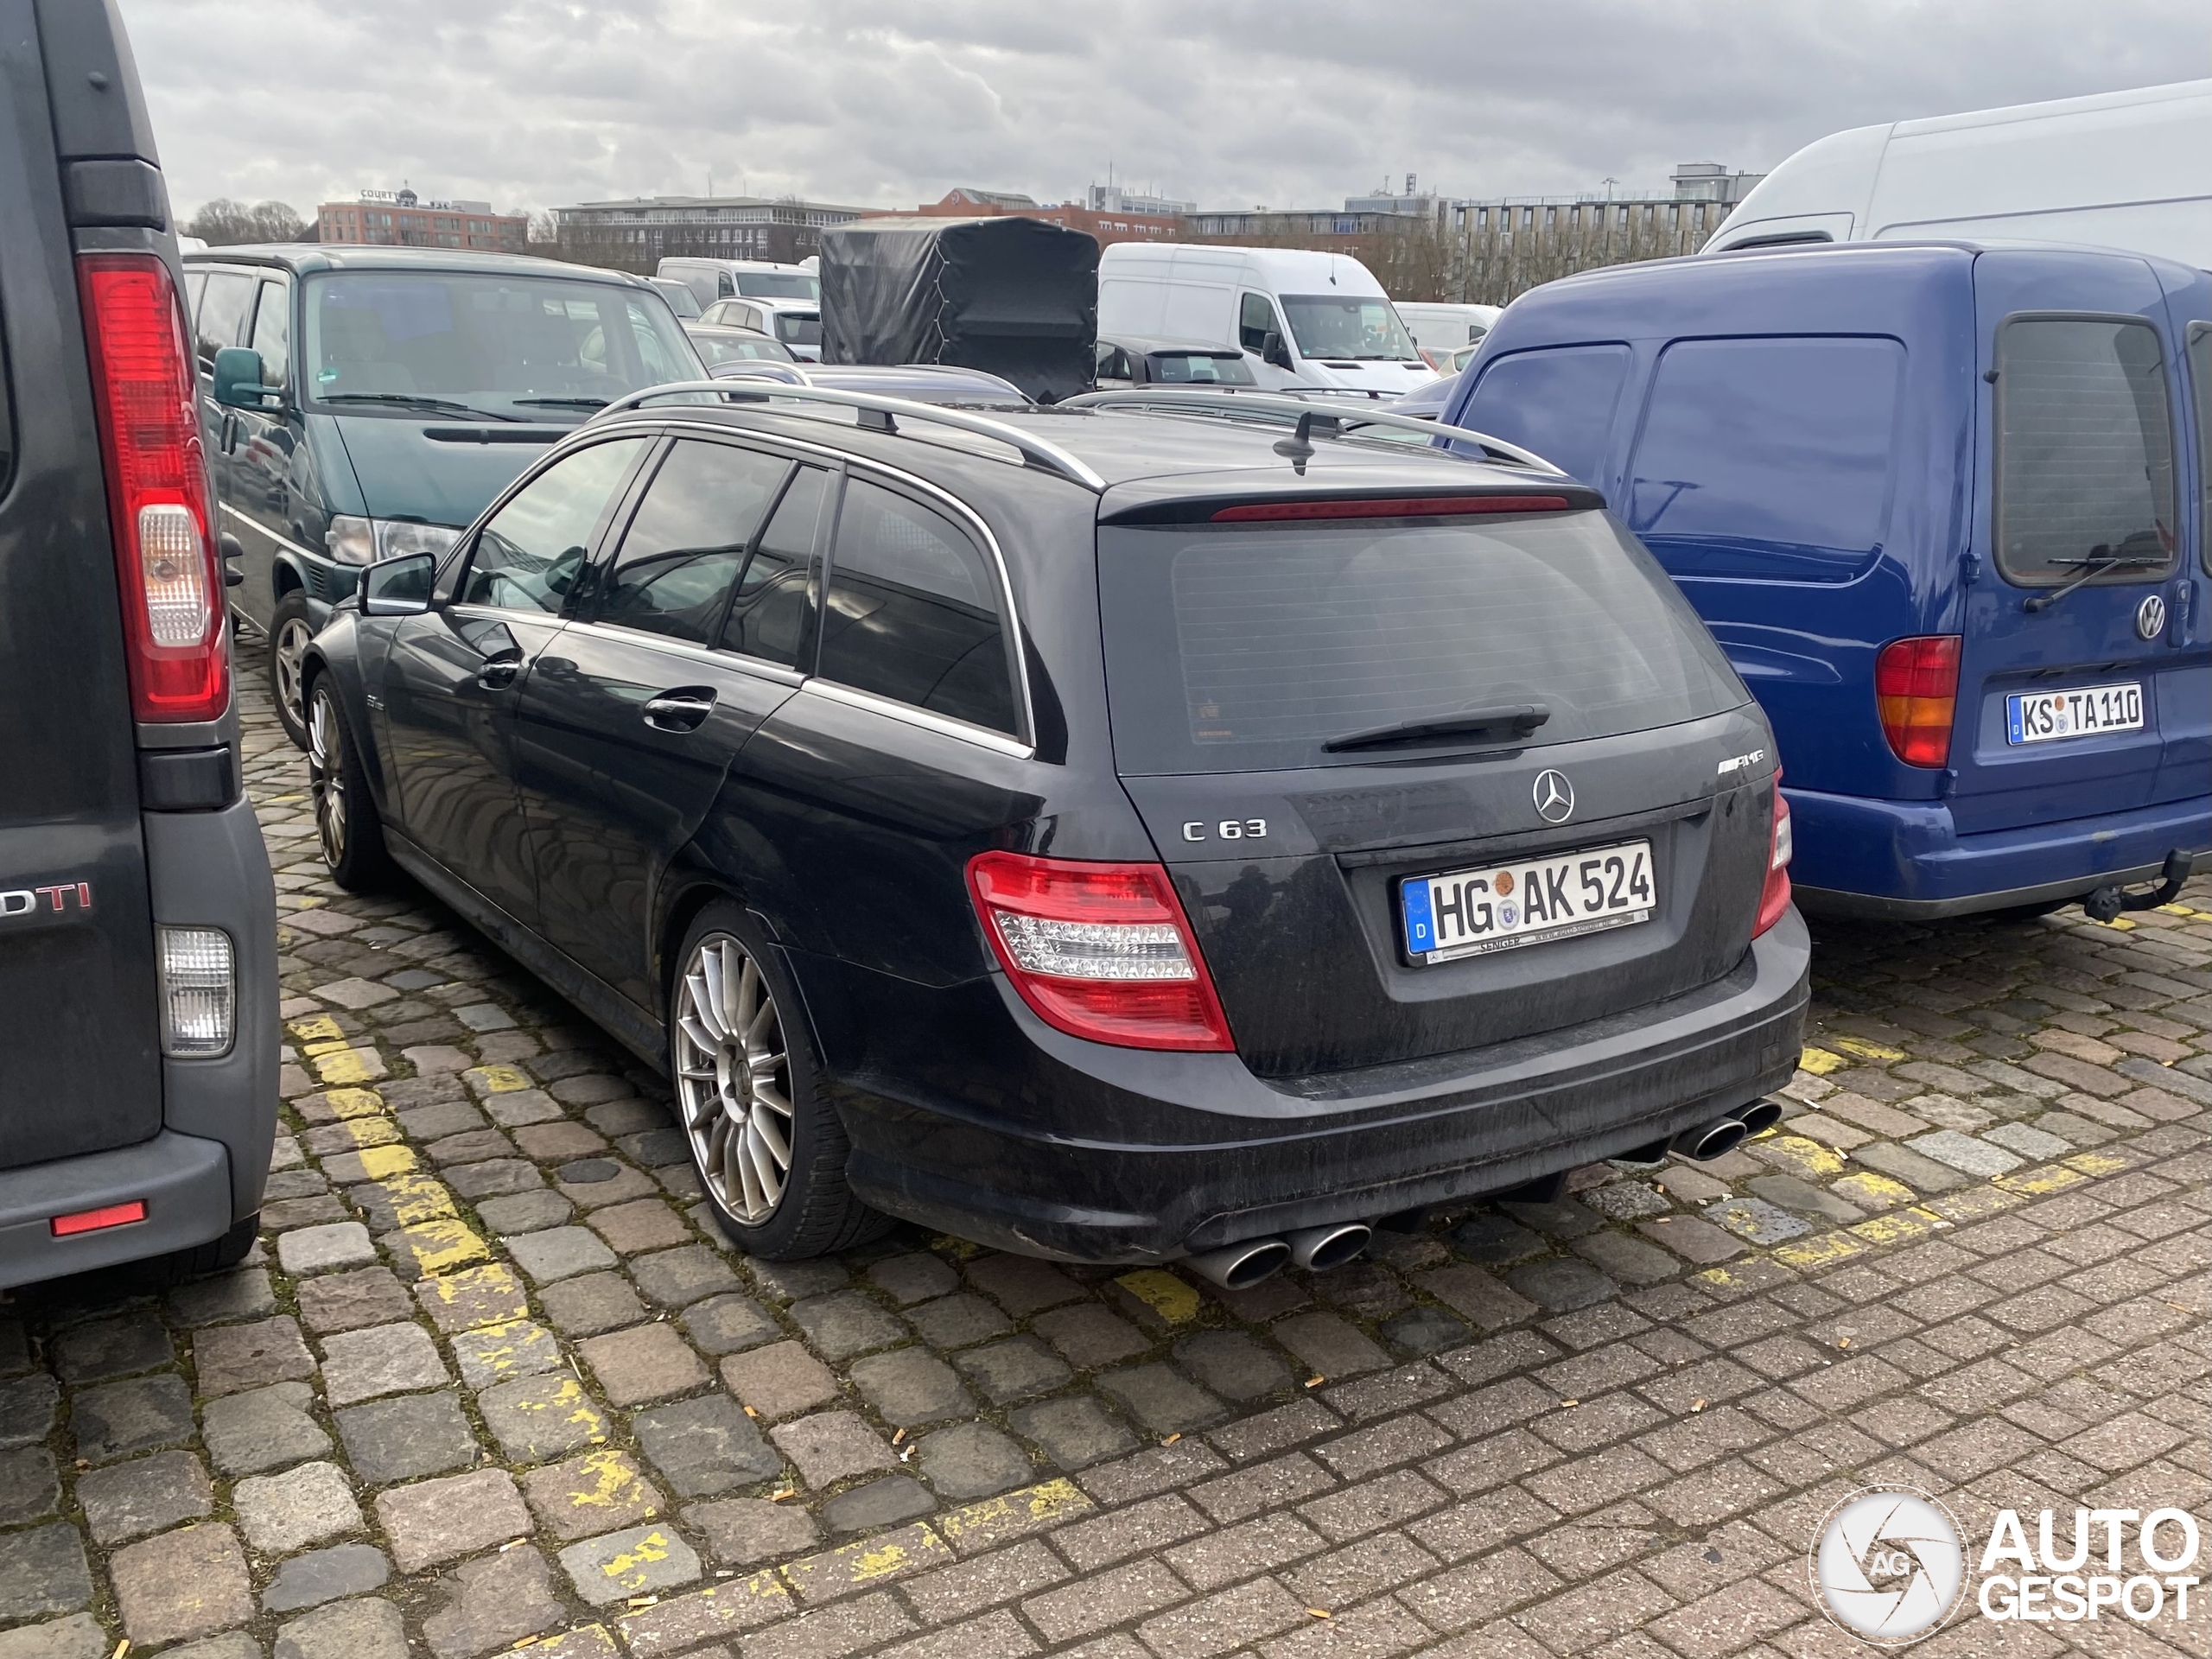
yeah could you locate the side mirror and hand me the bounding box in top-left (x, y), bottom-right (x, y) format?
top-left (1262, 331), bottom-right (1293, 370)
top-left (362, 551), bottom-right (435, 616)
top-left (213, 346), bottom-right (273, 410)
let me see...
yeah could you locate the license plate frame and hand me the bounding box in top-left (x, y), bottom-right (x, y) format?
top-left (2004, 682), bottom-right (2145, 746)
top-left (1400, 837), bottom-right (1655, 966)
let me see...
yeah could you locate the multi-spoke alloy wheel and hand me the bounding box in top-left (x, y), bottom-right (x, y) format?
top-left (273, 616), bottom-right (313, 734)
top-left (308, 689), bottom-right (348, 868)
top-left (676, 935), bottom-right (795, 1224)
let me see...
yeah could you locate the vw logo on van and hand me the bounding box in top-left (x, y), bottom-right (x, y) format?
top-left (2136, 594), bottom-right (2167, 640)
top-left (1533, 770), bottom-right (1575, 823)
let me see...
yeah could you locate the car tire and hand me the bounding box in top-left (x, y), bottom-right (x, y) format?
top-left (268, 590), bottom-right (316, 750)
top-left (671, 902), bottom-right (888, 1261)
top-left (308, 679), bottom-right (391, 892)
top-left (143, 1212), bottom-right (258, 1286)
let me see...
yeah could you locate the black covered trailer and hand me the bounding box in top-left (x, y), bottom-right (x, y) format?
top-left (819, 215), bottom-right (1098, 402)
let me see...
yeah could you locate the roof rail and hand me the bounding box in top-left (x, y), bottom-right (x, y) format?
top-left (590, 379), bottom-right (1107, 493)
top-left (1059, 388), bottom-right (1566, 474)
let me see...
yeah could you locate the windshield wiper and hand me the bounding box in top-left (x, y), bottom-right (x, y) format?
top-left (2023, 546), bottom-right (2166, 613)
top-left (1324, 702), bottom-right (1551, 753)
top-left (321, 392), bottom-right (523, 423)
top-left (512, 396), bottom-right (609, 410)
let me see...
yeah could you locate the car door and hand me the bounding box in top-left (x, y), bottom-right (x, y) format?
top-left (378, 435), bottom-right (652, 924)
top-left (192, 267), bottom-right (256, 544)
top-left (514, 438), bottom-right (827, 1010)
top-left (222, 276), bottom-right (299, 632)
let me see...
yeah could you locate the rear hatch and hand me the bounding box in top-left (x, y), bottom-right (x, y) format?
top-left (1948, 251), bottom-right (2206, 834)
top-left (1097, 493), bottom-right (1777, 1080)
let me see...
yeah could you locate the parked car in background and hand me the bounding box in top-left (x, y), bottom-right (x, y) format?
top-left (1, 0), bottom-right (276, 1288)
top-left (1097, 244), bottom-right (1433, 396)
top-left (648, 276), bottom-right (703, 319)
top-left (1705, 79), bottom-right (2211, 264)
top-left (1094, 334), bottom-right (1257, 388)
top-left (1447, 239), bottom-right (2209, 921)
top-left (1395, 301), bottom-right (1502, 367)
top-left (700, 296), bottom-right (823, 360)
top-left (185, 245), bottom-right (702, 744)
top-left (686, 322), bottom-right (798, 367)
top-left (1442, 340), bottom-right (1485, 374)
top-left (296, 379), bottom-right (1805, 1267)
top-left (657, 257), bottom-right (823, 308)
top-left (1386, 374), bottom-right (1456, 421)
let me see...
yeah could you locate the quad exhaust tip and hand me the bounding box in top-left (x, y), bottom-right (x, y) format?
top-left (1183, 1236), bottom-right (1293, 1290)
top-left (1286, 1223), bottom-right (1371, 1273)
top-left (1672, 1116), bottom-right (1749, 1161)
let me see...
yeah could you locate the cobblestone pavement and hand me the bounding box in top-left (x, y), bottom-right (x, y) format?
top-left (2, 660), bottom-right (2207, 1659)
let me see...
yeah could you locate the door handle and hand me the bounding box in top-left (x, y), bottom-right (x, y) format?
top-left (478, 650), bottom-right (524, 690)
top-left (643, 689), bottom-right (717, 732)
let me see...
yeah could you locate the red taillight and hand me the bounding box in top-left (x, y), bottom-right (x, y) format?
top-left (1755, 781), bottom-right (1794, 938)
top-left (78, 253), bottom-right (228, 723)
top-left (966, 851), bottom-right (1235, 1052)
top-left (1874, 635), bottom-right (1960, 768)
top-left (52, 1200), bottom-right (147, 1237)
top-left (1211, 495), bottom-right (1571, 522)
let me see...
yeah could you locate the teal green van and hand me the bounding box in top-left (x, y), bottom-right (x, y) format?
top-left (183, 246), bottom-right (701, 744)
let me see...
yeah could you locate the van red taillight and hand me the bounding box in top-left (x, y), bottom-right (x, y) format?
top-left (52, 1200), bottom-right (147, 1237)
top-left (1755, 781), bottom-right (1793, 938)
top-left (1874, 635), bottom-right (1960, 768)
top-left (78, 253), bottom-right (228, 723)
top-left (967, 851), bottom-right (1235, 1052)
top-left (1211, 495), bottom-right (1570, 521)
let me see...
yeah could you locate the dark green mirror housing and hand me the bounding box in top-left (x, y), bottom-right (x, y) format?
top-left (361, 550), bottom-right (435, 616)
top-left (212, 346), bottom-right (271, 410)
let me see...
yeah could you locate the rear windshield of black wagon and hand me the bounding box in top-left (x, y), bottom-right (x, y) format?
top-left (1096, 509), bottom-right (1745, 775)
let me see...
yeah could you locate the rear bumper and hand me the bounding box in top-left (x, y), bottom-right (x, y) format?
top-left (822, 910), bottom-right (1809, 1263)
top-left (0, 1132), bottom-right (233, 1291)
top-left (1789, 786), bottom-right (2212, 919)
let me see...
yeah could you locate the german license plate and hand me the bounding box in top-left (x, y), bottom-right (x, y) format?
top-left (1401, 838), bottom-right (1654, 964)
top-left (2005, 682), bottom-right (2144, 745)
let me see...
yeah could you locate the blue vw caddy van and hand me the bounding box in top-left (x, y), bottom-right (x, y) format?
top-left (1446, 242), bottom-right (2209, 919)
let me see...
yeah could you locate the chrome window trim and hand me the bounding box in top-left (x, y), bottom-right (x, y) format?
top-left (797, 678), bottom-right (1035, 760)
top-left (558, 616), bottom-right (806, 688)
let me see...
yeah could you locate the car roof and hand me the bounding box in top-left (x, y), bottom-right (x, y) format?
top-left (1103, 334), bottom-right (1249, 354)
top-left (181, 245), bottom-right (651, 285)
top-left (685, 322), bottom-right (778, 340)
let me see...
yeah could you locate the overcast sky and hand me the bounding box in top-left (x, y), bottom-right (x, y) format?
top-left (130, 0), bottom-right (2202, 222)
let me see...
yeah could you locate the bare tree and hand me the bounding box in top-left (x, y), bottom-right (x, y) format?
top-left (186, 198), bottom-right (308, 245)
top-left (524, 211), bottom-right (562, 257)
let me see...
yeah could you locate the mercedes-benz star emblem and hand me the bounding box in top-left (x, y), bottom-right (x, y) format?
top-left (1533, 769), bottom-right (1574, 823)
top-left (2137, 593), bottom-right (2167, 640)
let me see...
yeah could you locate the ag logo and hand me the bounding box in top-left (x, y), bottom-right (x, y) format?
top-left (1811, 1488), bottom-right (1967, 1645)
top-left (2136, 593), bottom-right (2166, 640)
top-left (1532, 769), bottom-right (1574, 823)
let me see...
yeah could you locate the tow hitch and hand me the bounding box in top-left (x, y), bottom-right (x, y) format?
top-left (2082, 849), bottom-right (2194, 924)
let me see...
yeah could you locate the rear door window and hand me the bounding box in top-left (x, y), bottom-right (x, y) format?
top-left (249, 279), bottom-right (290, 388)
top-left (1995, 316), bottom-right (2177, 584)
top-left (817, 478), bottom-right (1018, 734)
top-left (459, 438), bottom-right (650, 613)
top-left (1097, 511), bottom-right (1744, 775)
top-left (594, 441), bottom-right (791, 645)
top-left (1624, 337), bottom-right (1904, 582)
top-left (722, 465), bottom-right (830, 669)
top-left (2190, 321), bottom-right (2210, 569)
top-left (194, 271), bottom-right (256, 370)
top-left (1461, 345), bottom-right (1631, 487)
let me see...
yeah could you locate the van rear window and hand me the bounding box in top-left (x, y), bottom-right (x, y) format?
top-left (1460, 345), bottom-right (1630, 486)
top-left (1996, 316), bottom-right (2176, 584)
top-left (1097, 512), bottom-right (1744, 775)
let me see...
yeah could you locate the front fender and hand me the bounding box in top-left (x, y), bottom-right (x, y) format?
top-left (300, 616), bottom-right (398, 822)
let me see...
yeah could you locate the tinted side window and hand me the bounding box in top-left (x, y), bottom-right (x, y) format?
top-left (1239, 294), bottom-right (1277, 353)
top-left (249, 280), bottom-right (290, 387)
top-left (1462, 345), bottom-right (1631, 488)
top-left (1997, 317), bottom-right (2177, 583)
top-left (195, 272), bottom-right (256, 368)
top-left (817, 480), bottom-right (1016, 734)
top-left (595, 441), bottom-right (791, 645)
top-left (459, 438), bottom-right (650, 613)
top-left (1624, 337), bottom-right (1904, 582)
top-left (184, 270), bottom-right (207, 322)
top-left (721, 465), bottom-right (830, 669)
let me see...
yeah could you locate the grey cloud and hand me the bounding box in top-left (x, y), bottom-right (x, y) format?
top-left (125, 0), bottom-right (2202, 220)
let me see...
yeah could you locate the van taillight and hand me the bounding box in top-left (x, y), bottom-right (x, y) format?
top-left (967, 852), bottom-right (1235, 1052)
top-left (77, 253), bottom-right (228, 724)
top-left (1874, 635), bottom-right (1960, 768)
top-left (1755, 781), bottom-right (1793, 938)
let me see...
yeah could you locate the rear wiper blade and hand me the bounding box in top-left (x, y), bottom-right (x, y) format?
top-left (512, 396), bottom-right (609, 409)
top-left (1323, 702), bottom-right (1550, 753)
top-left (321, 392), bottom-right (524, 423)
top-left (2024, 549), bottom-right (2164, 613)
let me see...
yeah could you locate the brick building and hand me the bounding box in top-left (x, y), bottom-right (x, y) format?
top-left (317, 189), bottom-right (527, 251)
top-left (551, 196), bottom-right (874, 274)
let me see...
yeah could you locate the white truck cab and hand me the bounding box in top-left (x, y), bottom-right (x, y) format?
top-left (1706, 79), bottom-right (2212, 267)
top-left (1096, 244), bottom-right (1432, 394)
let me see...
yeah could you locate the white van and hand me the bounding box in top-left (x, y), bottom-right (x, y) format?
top-left (656, 257), bottom-right (821, 308)
top-left (1096, 244), bottom-right (1432, 393)
top-left (1394, 301), bottom-right (1502, 363)
top-left (1706, 79), bottom-right (2212, 267)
